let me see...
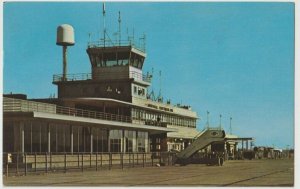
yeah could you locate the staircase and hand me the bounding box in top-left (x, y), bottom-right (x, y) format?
top-left (176, 128), bottom-right (225, 160)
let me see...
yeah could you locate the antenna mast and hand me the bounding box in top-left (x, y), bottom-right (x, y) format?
top-left (206, 111), bottom-right (210, 129)
top-left (118, 11), bottom-right (121, 46)
top-left (102, 3), bottom-right (106, 47)
top-left (219, 114), bottom-right (222, 129)
top-left (229, 117), bottom-right (232, 134)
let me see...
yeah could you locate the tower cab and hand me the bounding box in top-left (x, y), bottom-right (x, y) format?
top-left (53, 39), bottom-right (151, 103)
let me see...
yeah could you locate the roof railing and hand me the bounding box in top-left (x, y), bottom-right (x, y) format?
top-left (87, 39), bottom-right (146, 53)
top-left (53, 71), bottom-right (151, 83)
top-left (3, 97), bottom-right (132, 123)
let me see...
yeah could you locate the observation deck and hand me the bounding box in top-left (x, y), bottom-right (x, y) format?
top-left (87, 39), bottom-right (146, 54)
top-left (53, 71), bottom-right (152, 83)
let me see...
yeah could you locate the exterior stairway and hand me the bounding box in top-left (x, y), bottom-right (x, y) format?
top-left (176, 128), bottom-right (226, 161)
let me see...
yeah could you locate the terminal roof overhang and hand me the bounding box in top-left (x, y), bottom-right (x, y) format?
top-left (62, 97), bottom-right (199, 119)
top-left (4, 112), bottom-right (176, 135)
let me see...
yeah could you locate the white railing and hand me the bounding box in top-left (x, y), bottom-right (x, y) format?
top-left (3, 97), bottom-right (132, 123)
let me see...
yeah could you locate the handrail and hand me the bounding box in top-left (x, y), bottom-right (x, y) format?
top-left (53, 71), bottom-right (151, 83)
top-left (3, 97), bottom-right (132, 123)
top-left (87, 39), bottom-right (146, 53)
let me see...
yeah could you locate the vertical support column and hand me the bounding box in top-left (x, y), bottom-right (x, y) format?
top-left (107, 129), bottom-right (110, 152)
top-left (48, 123), bottom-right (51, 153)
top-left (20, 122), bottom-right (25, 153)
top-left (90, 127), bottom-right (93, 154)
top-left (122, 129), bottom-right (125, 153)
top-left (70, 125), bottom-right (73, 154)
top-left (246, 140), bottom-right (249, 150)
top-left (241, 140), bottom-right (244, 150)
top-left (62, 46), bottom-right (67, 81)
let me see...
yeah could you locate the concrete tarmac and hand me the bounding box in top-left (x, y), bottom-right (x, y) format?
top-left (3, 159), bottom-right (294, 186)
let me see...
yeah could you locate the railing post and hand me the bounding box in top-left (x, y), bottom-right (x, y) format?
top-left (50, 152), bottom-right (52, 171)
top-left (168, 152), bottom-right (170, 166)
top-left (24, 153), bottom-right (27, 176)
top-left (133, 153), bottom-right (134, 168)
top-left (45, 153), bottom-right (48, 173)
top-left (35, 153), bottom-right (37, 172)
top-left (143, 153), bottom-right (145, 168)
top-left (78, 153), bottom-right (80, 168)
top-left (151, 152), bottom-right (154, 166)
top-left (109, 153), bottom-right (112, 170)
top-left (121, 153), bottom-right (123, 170)
top-left (90, 153), bottom-right (92, 168)
top-left (64, 153), bottom-right (67, 173)
top-left (81, 153), bottom-right (84, 172)
top-left (100, 153), bottom-right (103, 168)
top-left (16, 153), bottom-right (19, 176)
top-left (6, 153), bottom-right (9, 177)
top-left (96, 153), bottom-right (98, 171)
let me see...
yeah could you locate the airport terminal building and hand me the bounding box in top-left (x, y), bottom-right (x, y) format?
top-left (3, 24), bottom-right (199, 155)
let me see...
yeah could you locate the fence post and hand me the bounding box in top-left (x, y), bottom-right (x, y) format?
top-left (143, 153), bottom-right (145, 168)
top-left (16, 153), bottom-right (19, 176)
top-left (151, 152), bottom-right (154, 166)
top-left (64, 153), bottom-right (67, 173)
top-left (81, 153), bottom-right (84, 172)
top-left (109, 153), bottom-right (112, 170)
top-left (45, 153), bottom-right (48, 173)
top-left (121, 153), bottom-right (123, 170)
top-left (159, 152), bottom-right (162, 165)
top-left (35, 153), bottom-right (37, 172)
top-left (132, 153), bottom-right (134, 168)
top-left (78, 153), bottom-right (80, 168)
top-left (100, 153), bottom-right (103, 168)
top-left (50, 152), bottom-right (52, 171)
top-left (168, 152), bottom-right (170, 166)
top-left (6, 154), bottom-right (9, 177)
top-left (24, 153), bottom-right (27, 176)
top-left (90, 153), bottom-right (92, 168)
top-left (96, 153), bottom-right (98, 171)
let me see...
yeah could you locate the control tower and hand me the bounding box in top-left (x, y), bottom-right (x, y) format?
top-left (53, 19), bottom-right (151, 103)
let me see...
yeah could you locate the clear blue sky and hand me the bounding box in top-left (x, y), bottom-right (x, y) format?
top-left (3, 2), bottom-right (294, 149)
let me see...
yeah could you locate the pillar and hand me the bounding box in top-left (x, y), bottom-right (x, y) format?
top-left (241, 140), bottom-right (244, 150)
top-left (48, 123), bottom-right (51, 153)
top-left (70, 125), bottom-right (73, 154)
top-left (90, 127), bottom-right (93, 153)
top-left (20, 122), bottom-right (25, 153)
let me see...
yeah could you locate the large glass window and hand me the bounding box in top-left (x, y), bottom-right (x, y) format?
top-left (72, 126), bottom-right (84, 153)
top-left (124, 130), bottom-right (136, 152)
top-left (50, 125), bottom-right (57, 153)
top-left (32, 123), bottom-right (40, 152)
top-left (92, 128), bottom-right (108, 152)
top-left (40, 123), bottom-right (48, 152)
top-left (57, 125), bottom-right (65, 152)
top-left (137, 131), bottom-right (149, 152)
top-left (24, 122), bottom-right (32, 152)
top-left (109, 130), bottom-right (122, 152)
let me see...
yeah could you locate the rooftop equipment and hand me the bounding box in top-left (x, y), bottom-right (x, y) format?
top-left (56, 24), bottom-right (75, 81)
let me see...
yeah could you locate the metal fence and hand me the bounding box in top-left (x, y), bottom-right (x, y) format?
top-left (3, 152), bottom-right (176, 177)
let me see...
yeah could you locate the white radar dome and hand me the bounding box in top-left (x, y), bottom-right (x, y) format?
top-left (56, 24), bottom-right (75, 46)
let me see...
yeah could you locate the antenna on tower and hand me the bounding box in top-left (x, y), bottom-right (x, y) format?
top-left (206, 111), bottom-right (210, 129)
top-left (158, 70), bottom-right (163, 102)
top-left (219, 114), bottom-right (222, 129)
top-left (139, 33), bottom-right (146, 52)
top-left (102, 3), bottom-right (106, 47)
top-left (118, 11), bottom-right (121, 46)
top-left (229, 117), bottom-right (232, 134)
